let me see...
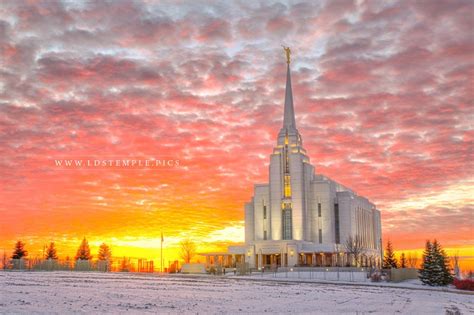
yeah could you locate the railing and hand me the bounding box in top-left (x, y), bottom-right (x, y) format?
top-left (254, 266), bottom-right (372, 282)
top-left (2, 259), bottom-right (376, 282)
top-left (2, 258), bottom-right (153, 273)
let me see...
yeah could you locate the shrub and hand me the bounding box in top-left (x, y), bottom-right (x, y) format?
top-left (370, 272), bottom-right (382, 282)
top-left (453, 278), bottom-right (474, 291)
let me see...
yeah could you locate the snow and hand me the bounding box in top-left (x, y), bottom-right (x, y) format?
top-left (237, 271), bottom-right (470, 293)
top-left (1, 271), bottom-right (473, 314)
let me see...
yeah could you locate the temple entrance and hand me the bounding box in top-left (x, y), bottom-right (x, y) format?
top-left (262, 254), bottom-right (282, 269)
top-left (263, 254), bottom-right (271, 266)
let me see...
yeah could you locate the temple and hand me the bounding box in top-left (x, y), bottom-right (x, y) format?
top-left (203, 50), bottom-right (382, 270)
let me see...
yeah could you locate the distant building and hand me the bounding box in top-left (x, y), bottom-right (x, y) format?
top-left (204, 52), bottom-right (382, 269)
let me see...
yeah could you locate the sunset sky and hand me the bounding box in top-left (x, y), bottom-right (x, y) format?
top-left (0, 1), bottom-right (472, 268)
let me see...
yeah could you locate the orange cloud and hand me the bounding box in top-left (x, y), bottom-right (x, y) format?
top-left (0, 0), bottom-right (472, 267)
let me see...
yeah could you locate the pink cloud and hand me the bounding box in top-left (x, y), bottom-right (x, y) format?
top-left (0, 0), bottom-right (472, 251)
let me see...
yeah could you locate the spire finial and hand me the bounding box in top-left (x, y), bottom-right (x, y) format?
top-left (282, 45), bottom-right (291, 64)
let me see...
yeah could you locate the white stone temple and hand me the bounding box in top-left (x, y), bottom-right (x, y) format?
top-left (203, 50), bottom-right (382, 270)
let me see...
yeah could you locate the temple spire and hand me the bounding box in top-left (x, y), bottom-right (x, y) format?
top-left (283, 61), bottom-right (296, 130)
top-left (278, 46), bottom-right (300, 146)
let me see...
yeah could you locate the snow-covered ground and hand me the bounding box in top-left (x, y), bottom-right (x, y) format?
top-left (238, 271), bottom-right (469, 293)
top-left (1, 271), bottom-right (472, 314)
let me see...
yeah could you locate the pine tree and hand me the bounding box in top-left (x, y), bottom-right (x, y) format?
top-left (419, 240), bottom-right (435, 285)
top-left (419, 239), bottom-right (453, 286)
top-left (383, 240), bottom-right (398, 269)
top-left (45, 242), bottom-right (58, 260)
top-left (430, 240), bottom-right (443, 285)
top-left (432, 239), bottom-right (453, 286)
top-left (75, 237), bottom-right (92, 261)
top-left (399, 252), bottom-right (407, 268)
top-left (98, 243), bottom-right (112, 261)
top-left (11, 241), bottom-right (28, 259)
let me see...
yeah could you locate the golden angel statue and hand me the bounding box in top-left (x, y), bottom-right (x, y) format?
top-left (282, 46), bottom-right (291, 64)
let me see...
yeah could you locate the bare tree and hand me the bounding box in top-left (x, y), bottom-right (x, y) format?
top-left (179, 238), bottom-right (196, 264)
top-left (2, 249), bottom-right (7, 270)
top-left (399, 252), bottom-right (407, 268)
top-left (119, 257), bottom-right (131, 272)
top-left (344, 235), bottom-right (364, 267)
top-left (406, 252), bottom-right (418, 268)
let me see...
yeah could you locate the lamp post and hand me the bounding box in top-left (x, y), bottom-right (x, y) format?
top-left (247, 249), bottom-right (251, 274)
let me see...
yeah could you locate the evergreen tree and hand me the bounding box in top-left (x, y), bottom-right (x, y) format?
top-left (98, 243), bottom-right (112, 261)
top-left (419, 239), bottom-right (453, 286)
top-left (419, 240), bottom-right (435, 285)
top-left (11, 241), bottom-right (28, 259)
top-left (383, 240), bottom-right (398, 269)
top-left (45, 242), bottom-right (58, 260)
top-left (75, 237), bottom-right (92, 261)
top-left (399, 252), bottom-right (407, 268)
top-left (432, 239), bottom-right (453, 285)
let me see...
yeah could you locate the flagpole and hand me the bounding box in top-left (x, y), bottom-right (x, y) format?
top-left (160, 232), bottom-right (163, 274)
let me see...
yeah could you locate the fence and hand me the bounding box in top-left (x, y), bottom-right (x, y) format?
top-left (255, 267), bottom-right (371, 282)
top-left (2, 258), bottom-right (154, 273)
top-left (3, 259), bottom-right (374, 282)
top-left (387, 268), bottom-right (418, 282)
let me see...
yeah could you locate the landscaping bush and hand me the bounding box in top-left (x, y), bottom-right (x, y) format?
top-left (370, 272), bottom-right (382, 282)
top-left (453, 278), bottom-right (474, 291)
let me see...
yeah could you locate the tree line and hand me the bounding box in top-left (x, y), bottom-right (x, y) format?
top-left (7, 237), bottom-right (196, 264)
top-left (382, 239), bottom-right (419, 269)
top-left (9, 238), bottom-right (112, 262)
top-left (343, 235), bottom-right (466, 288)
top-left (383, 239), bottom-right (458, 287)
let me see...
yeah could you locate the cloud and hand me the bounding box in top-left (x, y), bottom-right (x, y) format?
top-left (0, 0), bottom-right (472, 258)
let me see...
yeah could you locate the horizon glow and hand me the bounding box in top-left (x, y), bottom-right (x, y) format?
top-left (0, 1), bottom-right (472, 270)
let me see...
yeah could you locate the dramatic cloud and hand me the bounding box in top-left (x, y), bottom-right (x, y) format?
top-left (0, 0), bottom-right (472, 260)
